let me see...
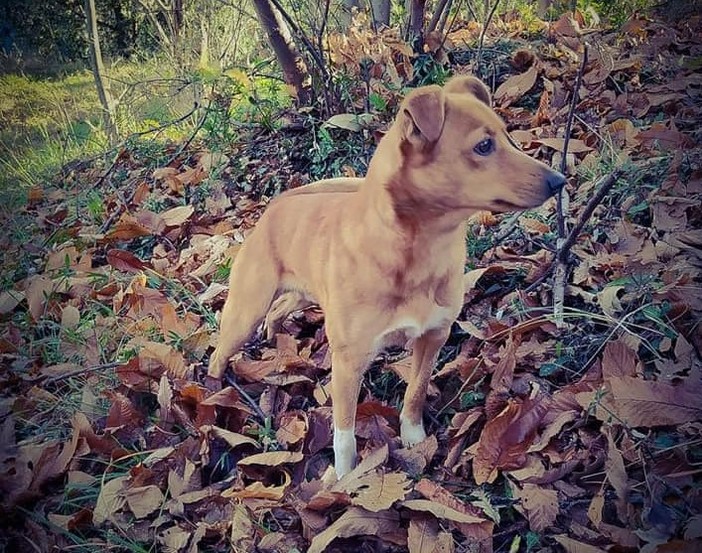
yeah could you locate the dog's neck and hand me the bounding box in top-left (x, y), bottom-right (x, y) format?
top-left (360, 128), bottom-right (476, 236)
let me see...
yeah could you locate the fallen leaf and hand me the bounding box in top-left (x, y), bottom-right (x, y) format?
top-left (160, 205), bottom-right (194, 227)
top-left (125, 485), bottom-right (165, 519)
top-left (106, 249), bottom-right (148, 272)
top-left (603, 427), bottom-right (630, 522)
top-left (226, 473), bottom-right (291, 500)
top-left (238, 450), bottom-right (304, 467)
top-left (512, 483), bottom-right (559, 531)
top-left (307, 506), bottom-right (406, 553)
top-left (402, 500), bottom-right (486, 524)
top-left (344, 471), bottom-right (411, 512)
top-left (408, 515), bottom-right (440, 553)
top-left (473, 395), bottom-right (549, 484)
top-left (580, 376), bottom-right (702, 427)
top-left (553, 535), bottom-right (607, 553)
top-left (93, 475), bottom-right (128, 525)
top-left (494, 65), bottom-right (538, 106)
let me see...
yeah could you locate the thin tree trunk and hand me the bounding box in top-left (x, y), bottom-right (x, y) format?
top-left (409, 0), bottom-right (427, 43)
top-left (252, 0), bottom-right (311, 105)
top-left (85, 0), bottom-right (118, 144)
top-left (370, 0), bottom-right (391, 28)
top-left (428, 0), bottom-right (452, 32)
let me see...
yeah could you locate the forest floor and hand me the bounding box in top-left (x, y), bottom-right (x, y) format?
top-left (1, 9), bottom-right (701, 553)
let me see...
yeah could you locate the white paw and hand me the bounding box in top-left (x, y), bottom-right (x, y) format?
top-left (333, 427), bottom-right (357, 479)
top-left (400, 416), bottom-right (427, 447)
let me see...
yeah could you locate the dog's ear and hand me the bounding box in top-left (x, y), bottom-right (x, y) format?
top-left (444, 75), bottom-right (491, 106)
top-left (400, 85), bottom-right (445, 149)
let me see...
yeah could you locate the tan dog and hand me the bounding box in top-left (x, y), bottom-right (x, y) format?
top-left (208, 76), bottom-right (565, 477)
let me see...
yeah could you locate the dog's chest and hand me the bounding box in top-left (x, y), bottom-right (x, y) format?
top-left (380, 303), bottom-right (455, 345)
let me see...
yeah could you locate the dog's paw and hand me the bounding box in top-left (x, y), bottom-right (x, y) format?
top-left (333, 427), bottom-right (357, 479)
top-left (400, 417), bottom-right (427, 447)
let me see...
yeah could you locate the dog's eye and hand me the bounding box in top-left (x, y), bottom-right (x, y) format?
top-left (473, 138), bottom-right (494, 156)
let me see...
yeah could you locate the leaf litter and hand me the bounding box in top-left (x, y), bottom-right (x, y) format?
top-left (1, 9), bottom-right (702, 553)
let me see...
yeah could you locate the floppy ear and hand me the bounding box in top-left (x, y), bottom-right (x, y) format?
top-left (399, 85), bottom-right (445, 149)
top-left (443, 75), bottom-right (491, 106)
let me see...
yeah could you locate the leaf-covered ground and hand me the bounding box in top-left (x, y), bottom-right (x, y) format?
top-left (1, 10), bottom-right (701, 553)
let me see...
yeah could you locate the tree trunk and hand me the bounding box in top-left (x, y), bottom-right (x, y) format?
top-left (252, 0), bottom-right (311, 105)
top-left (85, 0), bottom-right (118, 144)
top-left (409, 0), bottom-right (426, 42)
top-left (370, 0), bottom-right (391, 28)
top-left (428, 0), bottom-right (452, 32)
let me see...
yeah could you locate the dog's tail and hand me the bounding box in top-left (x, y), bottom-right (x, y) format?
top-left (207, 236), bottom-right (280, 379)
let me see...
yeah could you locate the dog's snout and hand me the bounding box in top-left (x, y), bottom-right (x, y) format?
top-left (546, 171), bottom-right (567, 194)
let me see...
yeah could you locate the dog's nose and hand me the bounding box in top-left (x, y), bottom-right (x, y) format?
top-left (546, 171), bottom-right (567, 194)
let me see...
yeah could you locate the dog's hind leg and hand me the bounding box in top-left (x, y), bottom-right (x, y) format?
top-left (400, 327), bottom-right (450, 447)
top-left (263, 291), bottom-right (314, 341)
top-left (207, 246), bottom-right (280, 380)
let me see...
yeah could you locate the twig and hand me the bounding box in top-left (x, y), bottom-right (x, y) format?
top-left (224, 372), bottom-right (267, 422)
top-left (438, 0), bottom-right (464, 52)
top-left (475, 0), bottom-right (502, 81)
top-left (558, 167), bottom-right (624, 263)
top-left (525, 167), bottom-right (624, 294)
top-left (43, 361), bottom-right (123, 386)
top-left (552, 45), bottom-right (589, 328)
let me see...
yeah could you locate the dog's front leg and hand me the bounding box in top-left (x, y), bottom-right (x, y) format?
top-left (400, 327), bottom-right (450, 447)
top-left (330, 347), bottom-right (373, 478)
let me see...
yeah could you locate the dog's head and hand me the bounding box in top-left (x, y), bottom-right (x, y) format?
top-left (388, 75), bottom-right (566, 216)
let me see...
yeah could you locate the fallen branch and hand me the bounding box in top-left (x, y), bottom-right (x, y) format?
top-left (552, 45), bottom-right (589, 328)
top-left (224, 372), bottom-right (268, 422)
top-left (525, 167), bottom-right (624, 293)
top-left (43, 361), bottom-right (123, 386)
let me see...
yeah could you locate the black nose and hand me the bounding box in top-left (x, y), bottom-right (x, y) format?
top-left (546, 171), bottom-right (567, 194)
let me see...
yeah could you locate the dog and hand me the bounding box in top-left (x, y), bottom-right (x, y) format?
top-left (207, 76), bottom-right (566, 478)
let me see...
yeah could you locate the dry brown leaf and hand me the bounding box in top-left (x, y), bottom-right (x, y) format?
top-left (494, 65), bottom-right (538, 107)
top-left (587, 492), bottom-right (605, 528)
top-left (158, 526), bottom-right (191, 552)
top-left (125, 485), bottom-right (165, 519)
top-left (106, 248), bottom-right (148, 272)
top-left (238, 450), bottom-right (304, 467)
top-left (603, 427), bottom-right (629, 522)
top-left (580, 376), bottom-right (702, 427)
top-left (105, 390), bottom-right (144, 430)
top-left (139, 341), bottom-right (189, 380)
top-left (55, 294), bottom-right (80, 327)
top-left (0, 289), bottom-right (23, 314)
top-left (26, 275), bottom-right (54, 321)
top-left (345, 471), bottom-right (411, 512)
top-left (202, 425), bottom-right (258, 449)
top-left (276, 411), bottom-right (308, 447)
top-left (106, 213), bottom-right (152, 241)
top-left (553, 535), bottom-right (606, 553)
top-left (93, 475), bottom-right (128, 525)
top-left (602, 338), bottom-right (640, 379)
top-left (226, 473), bottom-right (291, 500)
top-left (307, 506), bottom-right (406, 553)
top-left (393, 434), bottom-right (438, 474)
top-left (402, 500), bottom-right (485, 524)
top-left (230, 504), bottom-right (256, 553)
top-left (408, 515), bottom-right (440, 553)
top-left (512, 483), bottom-right (559, 531)
top-left (161, 205), bottom-right (194, 227)
top-left (473, 395), bottom-right (549, 484)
